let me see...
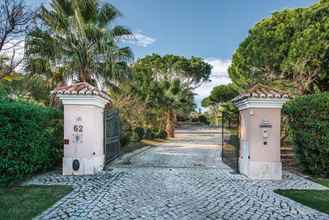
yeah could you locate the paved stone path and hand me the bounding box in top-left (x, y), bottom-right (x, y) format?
top-left (27, 127), bottom-right (329, 220)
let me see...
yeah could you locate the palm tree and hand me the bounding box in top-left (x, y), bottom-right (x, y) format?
top-left (25, 0), bottom-right (133, 88)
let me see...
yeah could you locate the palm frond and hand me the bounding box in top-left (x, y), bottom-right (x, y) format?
top-left (97, 3), bottom-right (122, 28)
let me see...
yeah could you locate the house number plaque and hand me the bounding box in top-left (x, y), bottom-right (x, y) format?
top-left (72, 117), bottom-right (83, 144)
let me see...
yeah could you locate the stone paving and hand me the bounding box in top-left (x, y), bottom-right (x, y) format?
top-left (27, 127), bottom-right (329, 220)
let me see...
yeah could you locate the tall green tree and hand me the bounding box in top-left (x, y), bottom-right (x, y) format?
top-left (25, 0), bottom-right (133, 88)
top-left (131, 54), bottom-right (211, 137)
top-left (202, 84), bottom-right (239, 126)
top-left (229, 0), bottom-right (329, 94)
top-left (202, 84), bottom-right (239, 107)
top-left (133, 54), bottom-right (212, 89)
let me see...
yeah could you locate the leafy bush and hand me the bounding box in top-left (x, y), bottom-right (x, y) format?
top-left (144, 128), bottom-right (155, 140)
top-left (154, 129), bottom-right (167, 139)
top-left (134, 127), bottom-right (145, 140)
top-left (283, 93), bottom-right (329, 177)
top-left (198, 115), bottom-right (209, 125)
top-left (119, 117), bottom-right (132, 147)
top-left (128, 127), bottom-right (166, 142)
top-left (191, 117), bottom-right (199, 122)
top-left (120, 132), bottom-right (131, 147)
top-left (129, 131), bottom-right (141, 143)
top-left (0, 99), bottom-right (63, 186)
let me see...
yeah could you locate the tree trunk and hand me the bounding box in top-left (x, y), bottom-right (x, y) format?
top-left (79, 68), bottom-right (91, 83)
top-left (80, 71), bottom-right (87, 82)
top-left (165, 110), bottom-right (175, 138)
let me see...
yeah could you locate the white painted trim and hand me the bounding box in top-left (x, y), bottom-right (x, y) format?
top-left (58, 95), bottom-right (109, 108)
top-left (234, 97), bottom-right (289, 110)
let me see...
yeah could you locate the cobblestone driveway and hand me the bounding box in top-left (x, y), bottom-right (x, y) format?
top-left (28, 127), bottom-right (329, 220)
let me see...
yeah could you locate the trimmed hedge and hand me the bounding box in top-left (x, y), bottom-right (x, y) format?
top-left (0, 99), bottom-right (63, 186)
top-left (283, 93), bottom-right (329, 177)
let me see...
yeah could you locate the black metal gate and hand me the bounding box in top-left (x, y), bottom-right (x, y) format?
top-left (221, 111), bottom-right (240, 173)
top-left (104, 108), bottom-right (121, 164)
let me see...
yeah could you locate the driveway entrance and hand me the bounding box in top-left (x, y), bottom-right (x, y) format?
top-left (113, 127), bottom-right (223, 169)
top-left (28, 126), bottom-right (328, 220)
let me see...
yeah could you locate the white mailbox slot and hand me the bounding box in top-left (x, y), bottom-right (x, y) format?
top-left (260, 120), bottom-right (272, 146)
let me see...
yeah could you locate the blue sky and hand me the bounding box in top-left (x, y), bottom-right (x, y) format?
top-left (26, 0), bottom-right (318, 108)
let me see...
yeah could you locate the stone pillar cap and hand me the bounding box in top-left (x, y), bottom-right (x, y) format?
top-left (232, 84), bottom-right (290, 110)
top-left (51, 82), bottom-right (111, 103)
top-left (233, 84), bottom-right (290, 102)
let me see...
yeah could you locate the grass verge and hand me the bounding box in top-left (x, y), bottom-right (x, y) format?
top-left (313, 178), bottom-right (329, 188)
top-left (0, 185), bottom-right (73, 220)
top-left (274, 178), bottom-right (329, 214)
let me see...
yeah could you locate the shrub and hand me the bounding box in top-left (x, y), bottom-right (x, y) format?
top-left (0, 99), bottom-right (63, 186)
top-left (283, 93), bottom-right (329, 177)
top-left (119, 118), bottom-right (132, 147)
top-left (129, 131), bottom-right (141, 143)
top-left (134, 127), bottom-right (145, 140)
top-left (120, 131), bottom-right (131, 147)
top-left (144, 128), bottom-right (155, 140)
top-left (154, 129), bottom-right (167, 139)
top-left (198, 115), bottom-right (209, 125)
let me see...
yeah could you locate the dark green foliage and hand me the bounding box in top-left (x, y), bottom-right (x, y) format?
top-left (119, 117), bottom-right (132, 147)
top-left (154, 129), bottom-right (167, 139)
top-left (134, 127), bottom-right (145, 140)
top-left (283, 93), bottom-right (329, 176)
top-left (198, 115), bottom-right (209, 125)
top-left (0, 99), bottom-right (63, 186)
top-left (26, 0), bottom-right (133, 86)
top-left (144, 128), bottom-right (155, 140)
top-left (120, 131), bottom-right (131, 147)
top-left (0, 186), bottom-right (73, 220)
top-left (191, 117), bottom-right (199, 122)
top-left (202, 84), bottom-right (239, 107)
top-left (201, 84), bottom-right (239, 127)
top-left (222, 102), bottom-right (239, 126)
top-left (275, 189), bottom-right (329, 214)
top-left (130, 54), bottom-right (211, 138)
top-left (229, 0), bottom-right (329, 94)
top-left (129, 131), bottom-right (141, 143)
top-left (228, 135), bottom-right (239, 147)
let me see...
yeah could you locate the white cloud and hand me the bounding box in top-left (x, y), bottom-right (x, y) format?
top-left (194, 58), bottom-right (232, 109)
top-left (123, 32), bottom-right (156, 48)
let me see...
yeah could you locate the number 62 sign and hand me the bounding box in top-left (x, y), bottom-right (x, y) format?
top-left (74, 125), bottom-right (83, 132)
top-left (72, 117), bottom-right (84, 144)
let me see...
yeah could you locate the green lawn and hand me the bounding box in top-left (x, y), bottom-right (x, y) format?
top-left (0, 185), bottom-right (73, 220)
top-left (314, 178), bottom-right (329, 188)
top-left (275, 179), bottom-right (329, 214)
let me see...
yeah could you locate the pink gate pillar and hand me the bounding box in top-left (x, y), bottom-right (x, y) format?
top-left (52, 82), bottom-right (112, 175)
top-left (233, 85), bottom-right (289, 180)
